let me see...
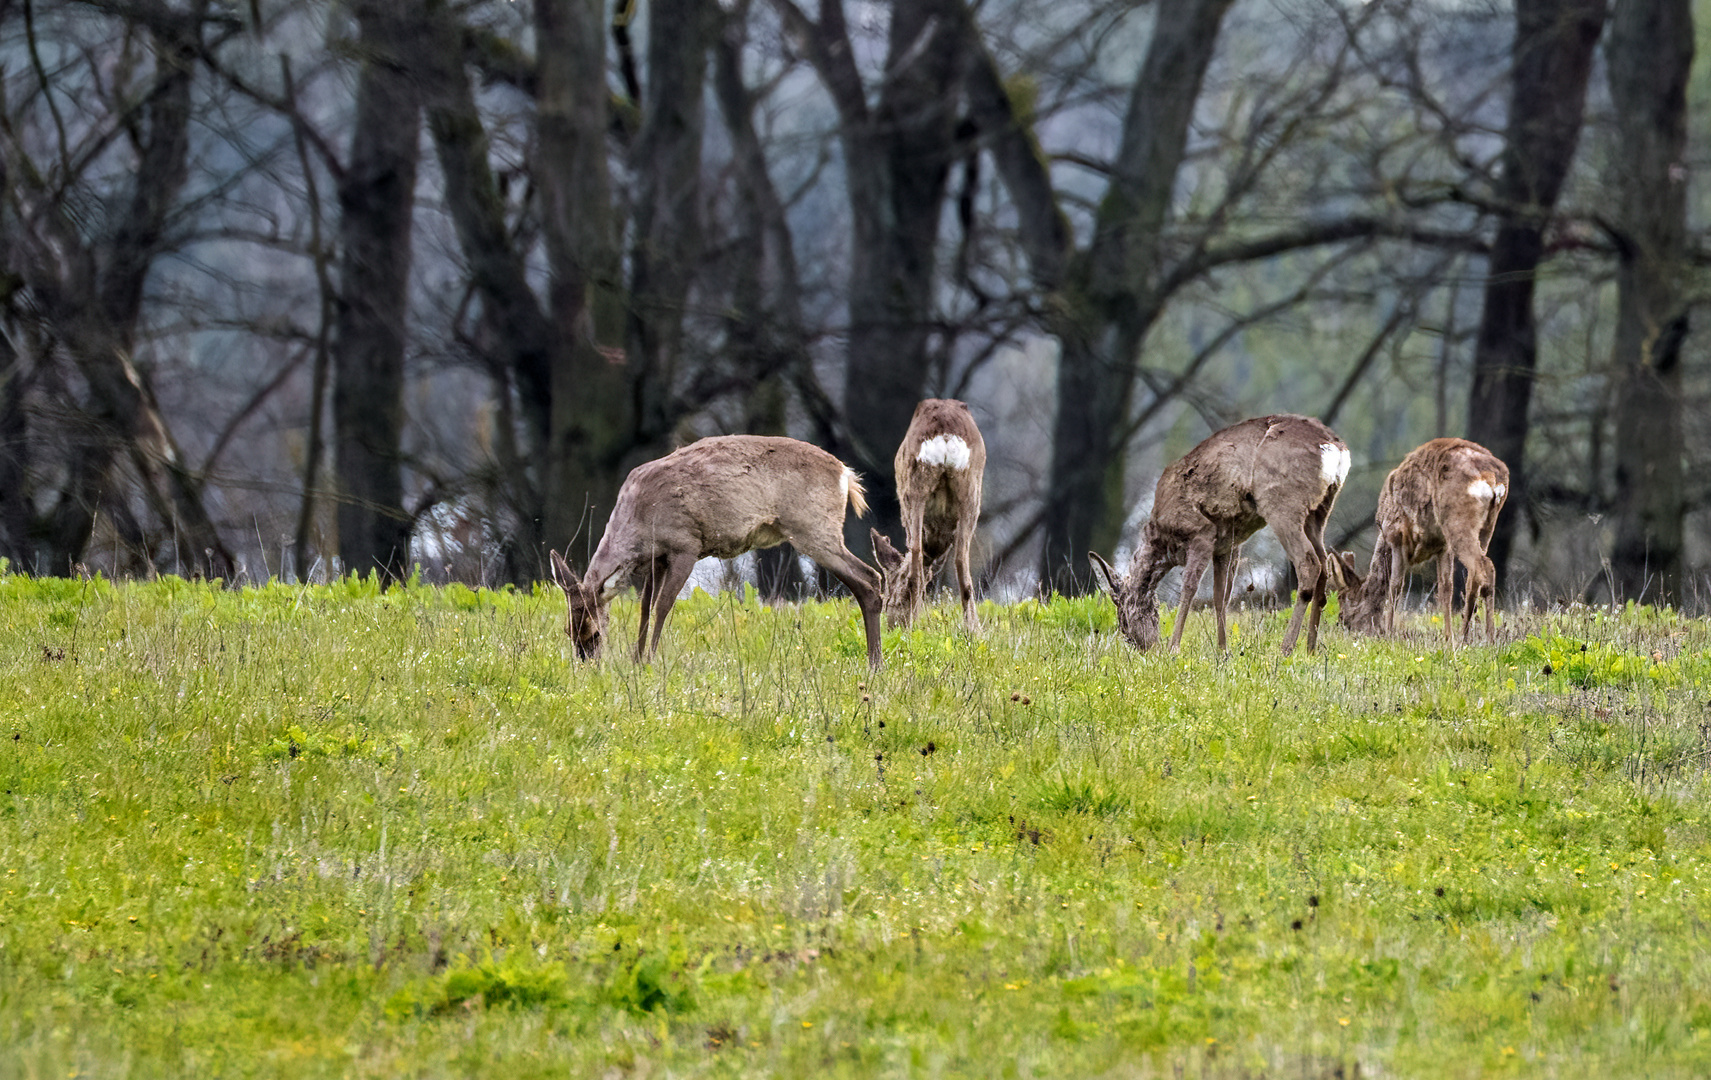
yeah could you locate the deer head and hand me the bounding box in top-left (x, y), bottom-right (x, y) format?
top-left (1089, 549), bottom-right (1162, 651)
top-left (550, 549), bottom-right (620, 661)
top-left (872, 528), bottom-right (952, 626)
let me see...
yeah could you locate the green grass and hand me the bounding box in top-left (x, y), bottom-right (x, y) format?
top-left (2, 571), bottom-right (1711, 1076)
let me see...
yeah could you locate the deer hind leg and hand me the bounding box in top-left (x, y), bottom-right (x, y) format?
top-left (1170, 546), bottom-right (1211, 653)
top-left (799, 536), bottom-right (886, 670)
top-left (1385, 542), bottom-right (1406, 636)
top-left (953, 512), bottom-right (980, 632)
top-left (633, 559), bottom-right (662, 661)
top-left (643, 552), bottom-right (698, 662)
top-left (1275, 518), bottom-right (1326, 656)
top-left (1463, 550), bottom-right (1496, 642)
top-left (901, 497), bottom-right (930, 627)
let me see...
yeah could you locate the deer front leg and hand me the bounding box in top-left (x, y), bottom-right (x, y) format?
top-left (1169, 547), bottom-right (1210, 653)
top-left (902, 498), bottom-right (929, 626)
top-left (643, 552), bottom-right (699, 662)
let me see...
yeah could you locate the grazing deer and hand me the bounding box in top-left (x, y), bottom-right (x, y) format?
top-left (1089, 414), bottom-right (1350, 656)
top-left (548, 435), bottom-right (885, 669)
top-left (1335, 437), bottom-right (1508, 645)
top-left (869, 399), bottom-right (986, 630)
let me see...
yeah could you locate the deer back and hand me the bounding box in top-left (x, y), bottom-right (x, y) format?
top-left (894, 399), bottom-right (986, 551)
top-left (594, 435), bottom-right (859, 571)
top-left (1143, 414), bottom-right (1347, 559)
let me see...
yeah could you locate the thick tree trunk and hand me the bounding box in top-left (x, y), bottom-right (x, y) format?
top-left (628, 0), bottom-right (711, 449)
top-left (1606, 0), bottom-right (1692, 604)
top-left (332, 2), bottom-right (423, 583)
top-left (715, 9), bottom-right (807, 599)
top-left (1038, 0), bottom-right (1234, 594)
top-left (0, 326), bottom-right (27, 568)
top-left (1465, 0), bottom-right (1606, 592)
top-left (535, 0), bottom-right (628, 568)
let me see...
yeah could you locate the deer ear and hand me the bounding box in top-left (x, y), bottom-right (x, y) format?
top-left (1088, 551), bottom-right (1121, 597)
top-left (1335, 551), bottom-right (1361, 589)
top-left (550, 549), bottom-right (581, 591)
top-left (870, 529), bottom-right (904, 572)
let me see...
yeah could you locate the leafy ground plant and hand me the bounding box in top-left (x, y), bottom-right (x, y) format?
top-left (1, 573), bottom-right (1710, 1076)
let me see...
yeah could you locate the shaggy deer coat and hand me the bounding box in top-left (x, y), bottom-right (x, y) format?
top-left (550, 436), bottom-right (884, 669)
top-left (1336, 437), bottom-right (1508, 644)
top-left (1090, 414), bottom-right (1350, 656)
top-left (870, 399), bottom-right (986, 629)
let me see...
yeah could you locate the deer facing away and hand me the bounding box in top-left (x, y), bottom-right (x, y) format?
top-left (1090, 414), bottom-right (1350, 656)
top-left (549, 435), bottom-right (884, 669)
top-left (869, 399), bottom-right (986, 630)
top-left (1335, 437), bottom-right (1508, 644)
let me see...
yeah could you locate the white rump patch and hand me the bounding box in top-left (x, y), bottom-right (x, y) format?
top-left (917, 434), bottom-right (972, 470)
top-left (839, 469), bottom-right (851, 503)
top-left (1469, 479), bottom-right (1496, 501)
top-left (1319, 444), bottom-right (1351, 486)
top-left (1494, 483), bottom-right (1508, 501)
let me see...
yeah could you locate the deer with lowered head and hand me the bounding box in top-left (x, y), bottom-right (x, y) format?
top-left (549, 435), bottom-right (885, 669)
top-left (869, 399), bottom-right (986, 630)
top-left (1334, 437), bottom-right (1508, 645)
top-left (1089, 414), bottom-right (1350, 656)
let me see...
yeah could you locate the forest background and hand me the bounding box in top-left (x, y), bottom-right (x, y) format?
top-left (0, 0), bottom-right (1704, 608)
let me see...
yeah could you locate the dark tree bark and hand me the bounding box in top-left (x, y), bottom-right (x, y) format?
top-left (1606, 0), bottom-right (1693, 604)
top-left (331, 1), bottom-right (424, 583)
top-left (20, 2), bottom-right (237, 578)
top-left (628, 0), bottom-right (713, 448)
top-left (1465, 0), bottom-right (1606, 592)
top-left (421, 6), bottom-right (556, 579)
top-left (1037, 0), bottom-right (1236, 593)
top-left (714, 3), bottom-right (809, 599)
top-left (0, 323), bottom-right (27, 567)
top-left (535, 0), bottom-right (629, 566)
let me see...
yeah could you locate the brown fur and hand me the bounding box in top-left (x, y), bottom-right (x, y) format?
top-left (1336, 437), bottom-right (1508, 645)
top-left (550, 435), bottom-right (884, 669)
top-left (1090, 414), bottom-right (1349, 656)
top-left (869, 399), bottom-right (986, 630)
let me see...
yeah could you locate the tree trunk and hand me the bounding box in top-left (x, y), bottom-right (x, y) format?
top-left (627, 0), bottom-right (712, 449)
top-left (332, 1), bottom-right (423, 583)
top-left (535, 0), bottom-right (628, 569)
top-left (422, 5), bottom-right (555, 580)
top-left (1606, 0), bottom-right (1693, 604)
top-left (32, 7), bottom-right (235, 578)
top-left (0, 324), bottom-right (28, 568)
top-left (1465, 0), bottom-right (1606, 592)
top-left (715, 7), bottom-right (807, 599)
top-left (1038, 0), bottom-right (1235, 594)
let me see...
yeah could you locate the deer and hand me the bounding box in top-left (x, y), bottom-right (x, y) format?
top-left (548, 435), bottom-right (885, 670)
top-left (1088, 414), bottom-right (1350, 657)
top-left (868, 399), bottom-right (986, 630)
top-left (1334, 437), bottom-right (1509, 645)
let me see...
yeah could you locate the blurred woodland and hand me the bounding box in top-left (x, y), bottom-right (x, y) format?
top-left (0, 0), bottom-right (1706, 605)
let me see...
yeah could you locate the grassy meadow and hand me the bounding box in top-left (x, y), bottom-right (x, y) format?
top-left (1, 569), bottom-right (1710, 1077)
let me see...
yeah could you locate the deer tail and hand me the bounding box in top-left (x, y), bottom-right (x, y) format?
top-left (842, 467), bottom-right (869, 518)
